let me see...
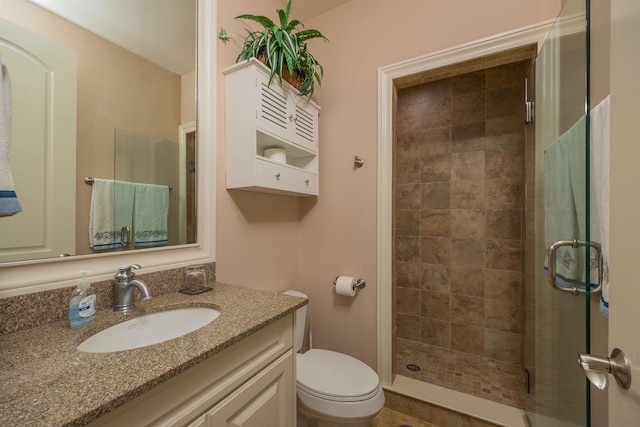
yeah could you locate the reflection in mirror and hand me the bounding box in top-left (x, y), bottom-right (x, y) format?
top-left (1, 0), bottom-right (215, 297)
top-left (113, 127), bottom-right (196, 249)
top-left (0, 0), bottom-right (197, 263)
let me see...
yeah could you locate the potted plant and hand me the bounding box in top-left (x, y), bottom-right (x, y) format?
top-left (233, 0), bottom-right (328, 98)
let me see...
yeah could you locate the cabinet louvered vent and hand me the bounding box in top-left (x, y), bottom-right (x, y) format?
top-left (295, 106), bottom-right (315, 143)
top-left (259, 83), bottom-right (288, 130)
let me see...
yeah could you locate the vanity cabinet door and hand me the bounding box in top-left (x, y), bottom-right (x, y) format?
top-left (186, 414), bottom-right (206, 427)
top-left (203, 351), bottom-right (294, 427)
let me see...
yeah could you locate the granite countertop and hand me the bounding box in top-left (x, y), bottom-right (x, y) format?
top-left (0, 282), bottom-right (306, 426)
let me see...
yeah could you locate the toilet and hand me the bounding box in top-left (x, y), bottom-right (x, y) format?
top-left (284, 290), bottom-right (385, 427)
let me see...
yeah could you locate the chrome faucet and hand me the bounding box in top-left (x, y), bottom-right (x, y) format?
top-left (113, 264), bottom-right (152, 313)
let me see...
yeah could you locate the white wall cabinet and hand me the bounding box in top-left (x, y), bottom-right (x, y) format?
top-left (224, 58), bottom-right (320, 196)
top-left (87, 315), bottom-right (295, 427)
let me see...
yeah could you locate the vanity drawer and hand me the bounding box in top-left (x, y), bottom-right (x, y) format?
top-left (255, 158), bottom-right (318, 195)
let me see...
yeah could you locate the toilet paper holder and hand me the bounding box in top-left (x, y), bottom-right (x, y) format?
top-left (333, 276), bottom-right (366, 290)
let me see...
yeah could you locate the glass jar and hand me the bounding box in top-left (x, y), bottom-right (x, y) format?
top-left (183, 264), bottom-right (207, 292)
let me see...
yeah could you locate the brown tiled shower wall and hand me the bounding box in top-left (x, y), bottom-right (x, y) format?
top-left (393, 61), bottom-right (529, 381)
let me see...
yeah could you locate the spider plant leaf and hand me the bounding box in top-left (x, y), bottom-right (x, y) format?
top-left (284, 0), bottom-right (292, 20)
top-left (235, 14), bottom-right (275, 30)
top-left (283, 34), bottom-right (299, 74)
top-left (264, 38), bottom-right (283, 85)
top-left (280, 31), bottom-right (299, 58)
top-left (276, 48), bottom-right (286, 86)
top-left (297, 29), bottom-right (328, 42)
top-left (285, 19), bottom-right (302, 32)
top-left (265, 34), bottom-right (276, 64)
top-left (277, 7), bottom-right (289, 29)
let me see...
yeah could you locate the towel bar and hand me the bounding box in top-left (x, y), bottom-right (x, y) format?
top-left (84, 177), bottom-right (173, 191)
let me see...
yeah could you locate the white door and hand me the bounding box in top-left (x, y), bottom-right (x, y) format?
top-left (608, 0), bottom-right (640, 424)
top-left (0, 18), bottom-right (77, 262)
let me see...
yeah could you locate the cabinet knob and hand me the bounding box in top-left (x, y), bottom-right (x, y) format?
top-left (305, 179), bottom-right (310, 185)
top-left (275, 172), bottom-right (281, 180)
top-left (288, 114), bottom-right (294, 121)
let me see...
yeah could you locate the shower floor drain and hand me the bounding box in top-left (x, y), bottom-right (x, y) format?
top-left (406, 363), bottom-right (421, 372)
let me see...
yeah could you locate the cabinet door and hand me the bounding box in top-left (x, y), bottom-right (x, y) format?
top-left (291, 99), bottom-right (318, 152)
top-left (186, 414), bottom-right (207, 427)
top-left (255, 72), bottom-right (292, 140)
top-left (205, 352), bottom-right (294, 427)
top-left (255, 71), bottom-right (318, 153)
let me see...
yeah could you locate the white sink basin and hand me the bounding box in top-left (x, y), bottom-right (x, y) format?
top-left (77, 307), bottom-right (221, 353)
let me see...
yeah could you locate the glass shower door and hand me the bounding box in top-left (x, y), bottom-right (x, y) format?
top-left (524, 0), bottom-right (593, 425)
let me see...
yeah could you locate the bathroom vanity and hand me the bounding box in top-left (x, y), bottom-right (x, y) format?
top-left (0, 283), bottom-right (305, 426)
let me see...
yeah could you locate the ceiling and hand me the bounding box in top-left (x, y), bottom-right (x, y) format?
top-left (289, 0), bottom-right (352, 20)
top-left (28, 0), bottom-right (350, 76)
top-left (28, 0), bottom-right (197, 75)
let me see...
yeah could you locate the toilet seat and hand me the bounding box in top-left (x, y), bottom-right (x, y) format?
top-left (297, 349), bottom-right (381, 402)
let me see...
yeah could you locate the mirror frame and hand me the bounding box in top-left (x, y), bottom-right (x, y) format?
top-left (0, 0), bottom-right (216, 297)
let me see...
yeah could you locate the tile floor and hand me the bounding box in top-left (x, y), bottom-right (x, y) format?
top-left (396, 338), bottom-right (525, 409)
top-left (369, 407), bottom-right (438, 427)
top-left (300, 390), bottom-right (502, 427)
top-left (369, 390), bottom-right (501, 427)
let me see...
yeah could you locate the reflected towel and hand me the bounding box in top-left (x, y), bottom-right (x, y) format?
top-left (89, 179), bottom-right (136, 250)
top-left (0, 57), bottom-right (22, 216)
top-left (591, 96), bottom-right (610, 317)
top-left (544, 116), bottom-right (600, 290)
top-left (133, 183), bottom-right (168, 247)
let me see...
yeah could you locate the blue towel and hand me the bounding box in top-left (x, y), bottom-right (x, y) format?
top-left (543, 116), bottom-right (601, 290)
top-left (133, 183), bottom-right (169, 247)
top-left (0, 57), bottom-right (22, 216)
top-left (0, 191), bottom-right (21, 216)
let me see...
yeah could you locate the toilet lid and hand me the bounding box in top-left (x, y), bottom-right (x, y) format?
top-left (297, 349), bottom-right (380, 401)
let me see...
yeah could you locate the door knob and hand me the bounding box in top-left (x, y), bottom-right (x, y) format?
top-left (578, 348), bottom-right (631, 390)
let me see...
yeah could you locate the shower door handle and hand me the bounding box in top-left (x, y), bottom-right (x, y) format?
top-left (547, 239), bottom-right (603, 296)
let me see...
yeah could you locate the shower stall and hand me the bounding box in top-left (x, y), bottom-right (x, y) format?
top-left (392, 47), bottom-right (535, 410)
top-left (379, 0), bottom-right (596, 425)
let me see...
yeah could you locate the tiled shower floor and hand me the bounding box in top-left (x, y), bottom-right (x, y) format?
top-left (396, 338), bottom-right (525, 409)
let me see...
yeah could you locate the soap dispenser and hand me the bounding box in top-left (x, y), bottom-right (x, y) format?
top-left (69, 270), bottom-right (97, 329)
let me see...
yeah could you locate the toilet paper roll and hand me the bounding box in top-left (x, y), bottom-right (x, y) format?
top-left (264, 147), bottom-right (286, 164)
top-left (335, 276), bottom-right (356, 297)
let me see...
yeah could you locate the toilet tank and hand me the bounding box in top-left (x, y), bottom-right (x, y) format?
top-left (283, 290), bottom-right (307, 353)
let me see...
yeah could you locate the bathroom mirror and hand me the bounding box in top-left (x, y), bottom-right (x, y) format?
top-left (0, 0), bottom-right (216, 295)
top-left (0, 0), bottom-right (197, 263)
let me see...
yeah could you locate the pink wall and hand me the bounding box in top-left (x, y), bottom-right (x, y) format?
top-left (216, 0), bottom-right (302, 292)
top-left (216, 0), bottom-right (560, 369)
